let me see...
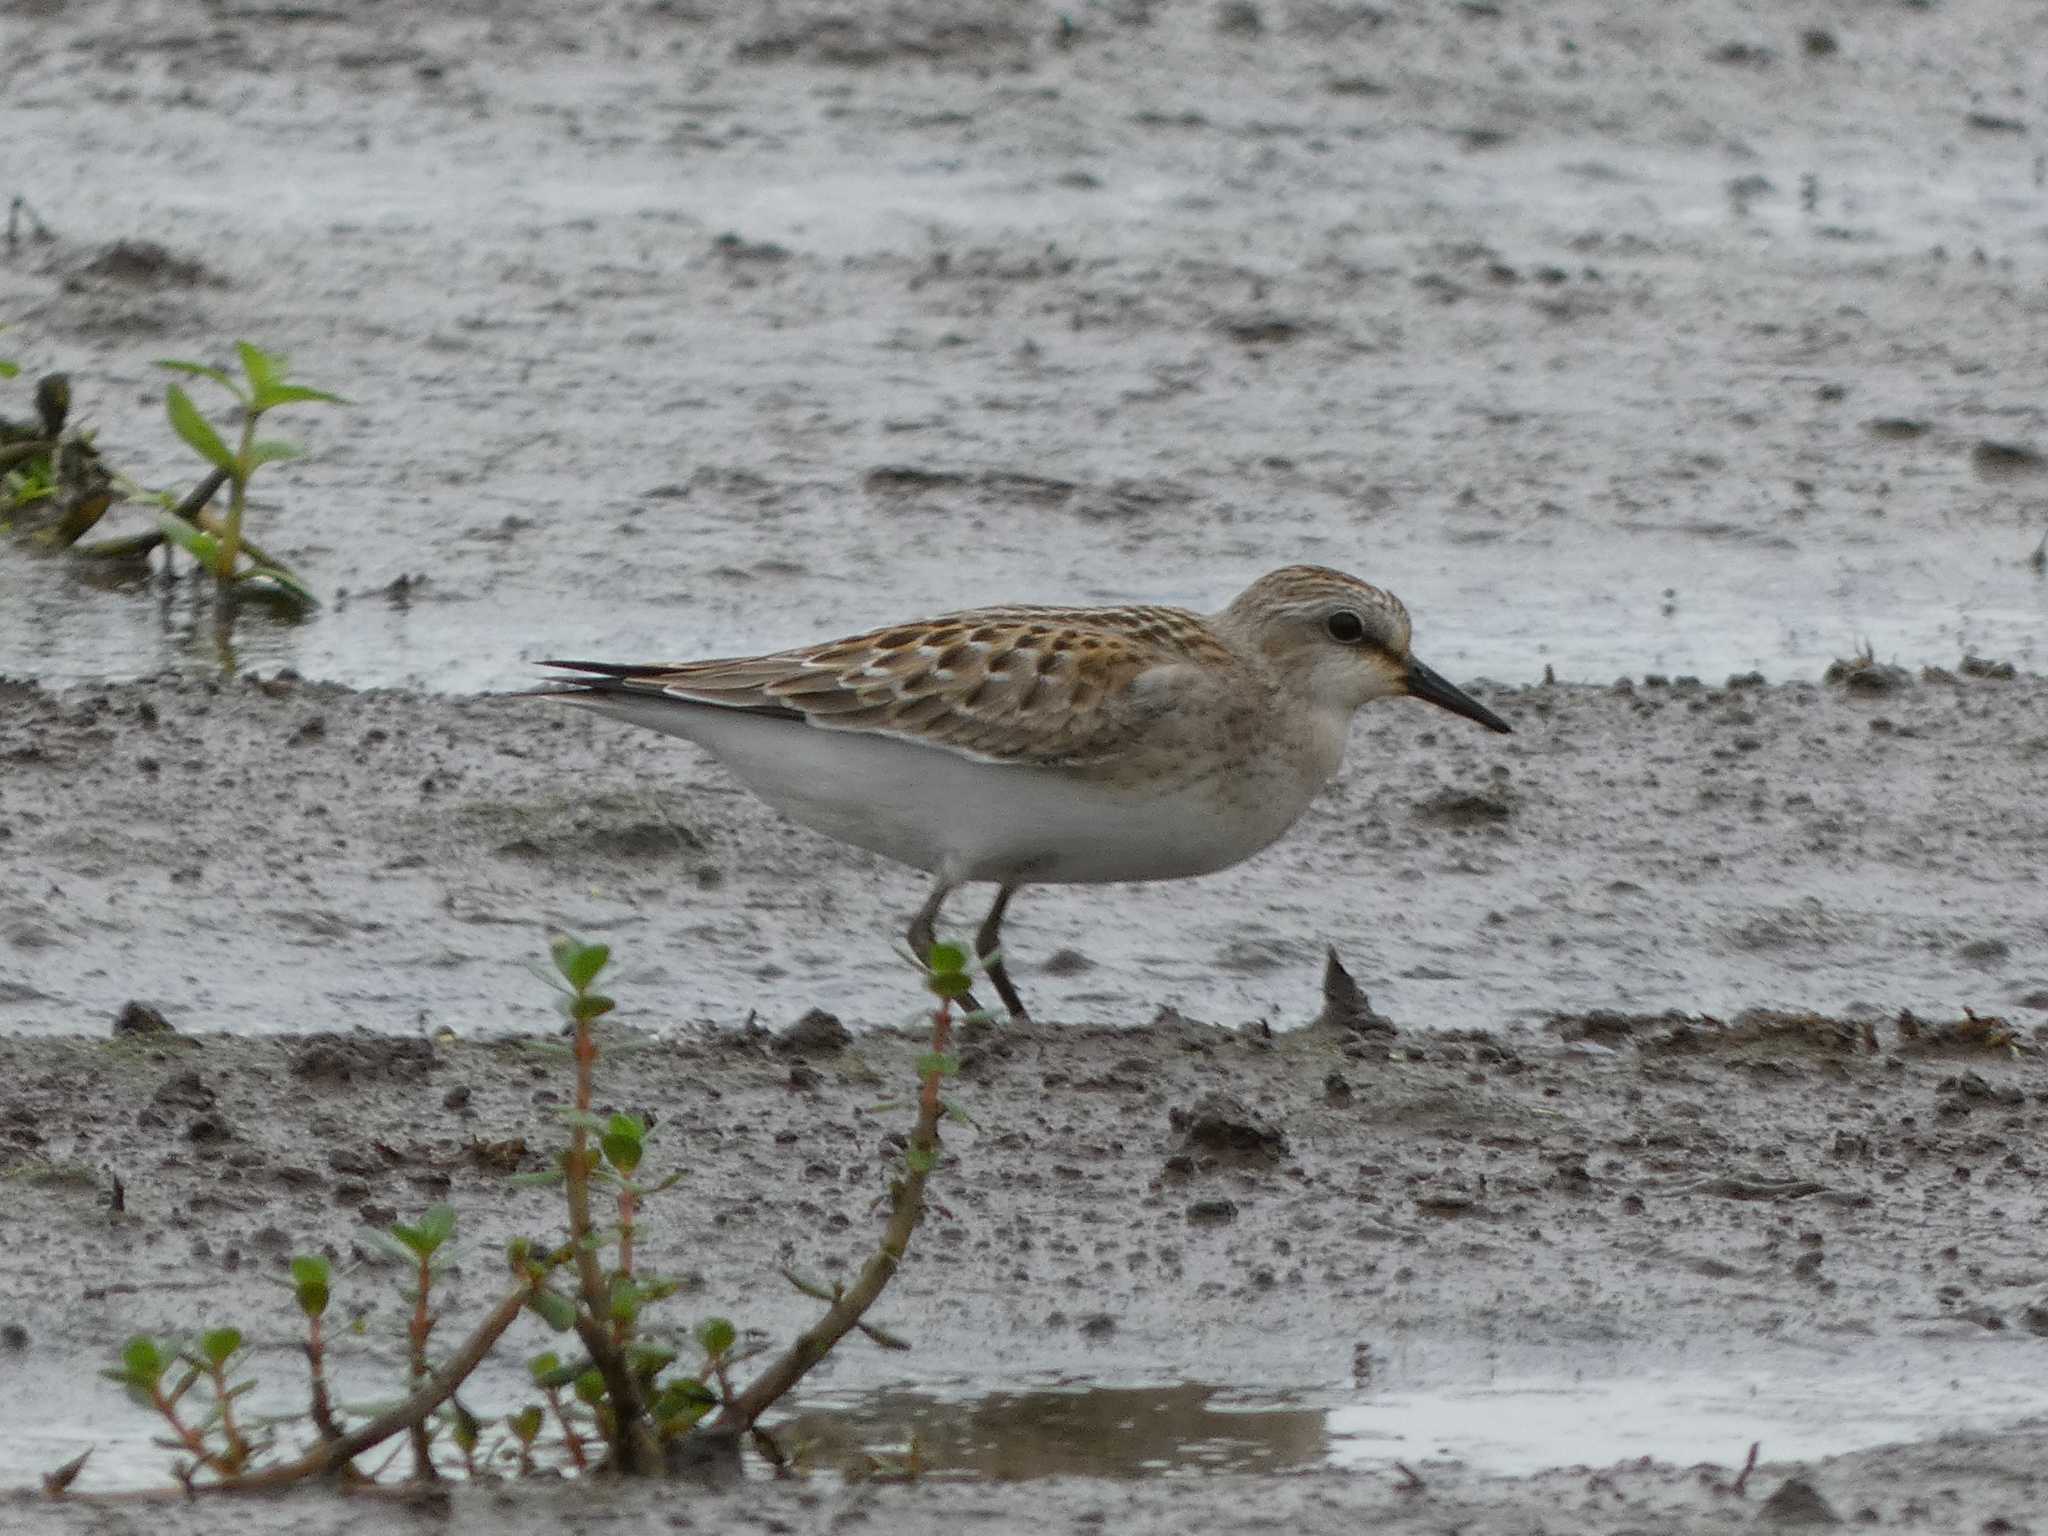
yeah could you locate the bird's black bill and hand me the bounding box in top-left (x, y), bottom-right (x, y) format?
top-left (1405, 657), bottom-right (1512, 734)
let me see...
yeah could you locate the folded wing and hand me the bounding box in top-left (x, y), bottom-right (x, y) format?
top-left (543, 603), bottom-right (1236, 767)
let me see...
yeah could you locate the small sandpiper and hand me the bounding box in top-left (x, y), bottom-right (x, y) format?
top-left (540, 565), bottom-right (1510, 1019)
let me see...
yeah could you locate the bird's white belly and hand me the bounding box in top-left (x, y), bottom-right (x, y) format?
top-left (562, 695), bottom-right (1320, 886)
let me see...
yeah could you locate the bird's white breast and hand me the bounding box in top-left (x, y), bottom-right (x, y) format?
top-left (555, 693), bottom-right (1335, 886)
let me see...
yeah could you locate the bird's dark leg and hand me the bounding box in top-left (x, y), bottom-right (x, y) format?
top-left (907, 879), bottom-right (953, 967)
top-left (975, 883), bottom-right (1029, 1022)
top-left (908, 878), bottom-right (985, 1017)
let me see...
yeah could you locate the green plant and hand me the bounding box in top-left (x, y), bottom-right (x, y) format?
top-left (60, 933), bottom-right (979, 1496)
top-left (2, 336), bottom-right (345, 615)
top-left (154, 343), bottom-right (344, 608)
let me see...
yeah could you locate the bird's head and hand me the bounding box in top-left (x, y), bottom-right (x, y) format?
top-left (1220, 565), bottom-right (1511, 733)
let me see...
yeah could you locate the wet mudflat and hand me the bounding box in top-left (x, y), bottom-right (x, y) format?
top-left (1, 1), bottom-right (2045, 690)
top-left (5, 0), bottom-right (2048, 1528)
top-left (4, 671), bottom-right (2047, 1033)
top-left (0, 989), bottom-right (2043, 1529)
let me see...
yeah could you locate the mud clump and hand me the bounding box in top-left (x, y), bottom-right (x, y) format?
top-left (67, 240), bottom-right (219, 290)
top-left (1823, 654), bottom-right (1911, 693)
top-left (112, 1000), bottom-right (175, 1036)
top-left (776, 1008), bottom-right (851, 1057)
top-left (1970, 439), bottom-right (2048, 480)
top-left (1756, 1475), bottom-right (1842, 1525)
top-left (1411, 787), bottom-right (1516, 825)
top-left (1934, 1071), bottom-right (2024, 1113)
top-left (1959, 655), bottom-right (2018, 680)
top-left (1169, 1093), bottom-right (1287, 1168)
top-left (1895, 1009), bottom-right (2025, 1055)
top-left (1551, 1009), bottom-right (1877, 1056)
top-left (151, 1070), bottom-right (215, 1111)
top-left (1548, 1009), bottom-right (1688, 1045)
top-left (290, 1035), bottom-right (438, 1084)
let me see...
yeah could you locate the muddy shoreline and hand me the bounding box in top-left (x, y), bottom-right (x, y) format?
top-left (2, 994), bottom-right (2043, 1527)
top-left (5, 670), bottom-right (2047, 1037)
top-left (0, 675), bottom-right (2043, 1529)
top-left (7, 0), bottom-right (2048, 1526)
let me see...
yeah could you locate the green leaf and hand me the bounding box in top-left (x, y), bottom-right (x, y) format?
top-left (418, 1203), bottom-right (456, 1246)
top-left (929, 970), bottom-right (974, 1001)
top-left (235, 341), bottom-right (280, 397)
top-left (508, 1405), bottom-right (544, 1444)
top-left (926, 940), bottom-right (969, 975)
top-left (154, 359), bottom-right (243, 398)
top-left (291, 1254), bottom-right (332, 1317)
top-left (527, 1351), bottom-right (563, 1385)
top-left (76, 530), bottom-right (169, 561)
top-left (537, 1357), bottom-right (588, 1391)
top-left (0, 360), bottom-right (18, 379)
top-left (629, 1343), bottom-right (677, 1380)
top-left (156, 510), bottom-right (221, 565)
top-left (290, 1255), bottom-right (331, 1287)
top-left (243, 438), bottom-right (300, 469)
top-left (573, 1368), bottom-right (607, 1406)
top-left (568, 994), bottom-right (615, 1024)
top-left (550, 936), bottom-right (611, 992)
top-left (112, 1335), bottom-right (166, 1389)
top-left (390, 1203), bottom-right (455, 1258)
top-left (694, 1317), bottom-right (736, 1358)
top-left (601, 1113), bottom-right (645, 1175)
top-left (197, 1327), bottom-right (242, 1368)
top-left (905, 1142), bottom-right (938, 1174)
top-left (527, 1290), bottom-right (576, 1333)
top-left (556, 1109), bottom-right (608, 1133)
top-left (251, 382), bottom-right (348, 412)
top-left (238, 562), bottom-right (318, 609)
top-left (164, 384), bottom-right (235, 473)
top-left (651, 1376), bottom-right (718, 1430)
top-left (915, 1052), bottom-right (960, 1078)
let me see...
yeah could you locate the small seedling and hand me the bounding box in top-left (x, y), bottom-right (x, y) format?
top-left (154, 343), bottom-right (344, 607)
top-left (63, 929), bottom-right (974, 1494)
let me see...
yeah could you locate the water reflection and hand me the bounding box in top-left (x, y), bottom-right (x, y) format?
top-left (774, 1382), bottom-right (1327, 1481)
top-left (0, 557), bottom-right (311, 680)
top-left (775, 1359), bottom-right (2048, 1484)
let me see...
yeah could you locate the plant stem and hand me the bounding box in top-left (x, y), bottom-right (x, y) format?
top-left (0, 438), bottom-right (53, 472)
top-left (65, 1278), bottom-right (544, 1500)
top-left (406, 1253), bottom-right (439, 1480)
top-left (562, 1007), bottom-right (661, 1475)
top-left (207, 1362), bottom-right (253, 1473)
top-left (614, 1183), bottom-right (637, 1348)
top-left (543, 1384), bottom-right (589, 1473)
top-left (719, 996), bottom-right (953, 1432)
top-left (303, 1312), bottom-right (355, 1472)
top-left (147, 1385), bottom-right (221, 1474)
top-left (218, 412), bottom-right (256, 583)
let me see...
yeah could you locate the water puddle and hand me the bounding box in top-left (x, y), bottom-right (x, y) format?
top-left (12, 1360), bottom-right (2047, 1492)
top-left (773, 1382), bottom-right (1329, 1479)
top-left (774, 1365), bottom-right (2048, 1482)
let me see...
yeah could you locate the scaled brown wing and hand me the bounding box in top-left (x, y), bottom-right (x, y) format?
top-left (554, 604), bottom-right (1236, 767)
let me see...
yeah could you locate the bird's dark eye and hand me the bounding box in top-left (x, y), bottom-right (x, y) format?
top-left (1324, 610), bottom-right (1367, 644)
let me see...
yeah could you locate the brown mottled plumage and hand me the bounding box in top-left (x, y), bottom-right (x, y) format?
top-left (539, 566), bottom-right (1506, 1019)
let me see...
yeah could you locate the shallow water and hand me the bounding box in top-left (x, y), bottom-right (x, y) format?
top-left (21, 1354), bottom-right (2048, 1493)
top-left (780, 1353), bottom-right (2048, 1482)
top-left (4, 17), bottom-right (2046, 695)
